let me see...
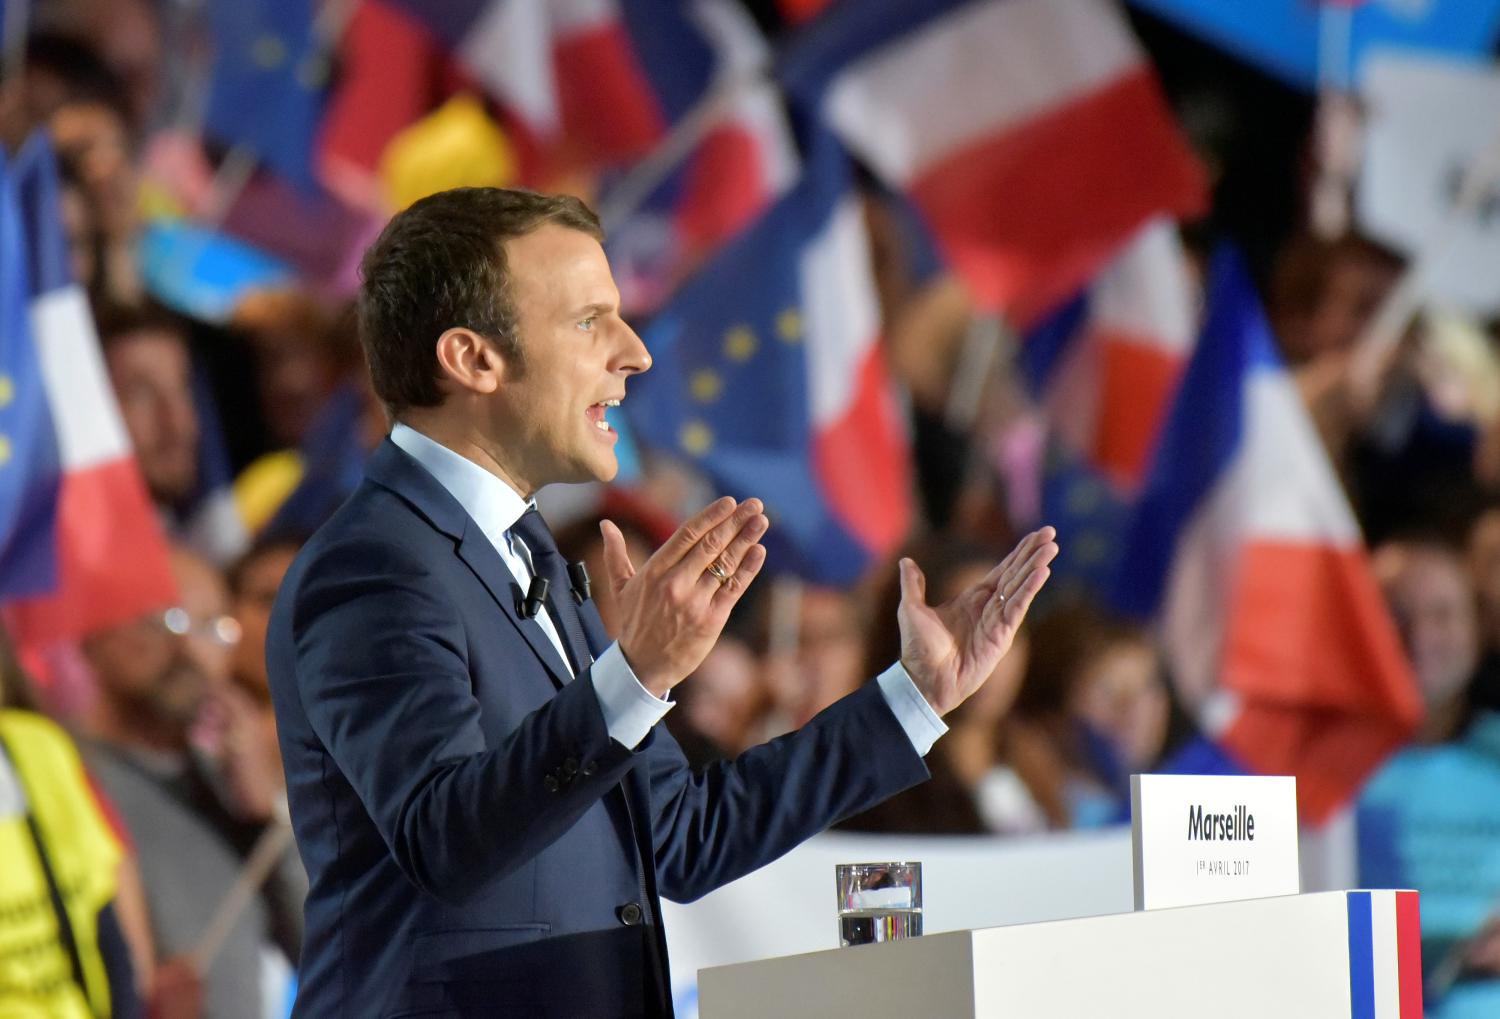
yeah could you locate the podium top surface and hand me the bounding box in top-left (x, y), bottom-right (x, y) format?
top-left (698, 890), bottom-right (1422, 1019)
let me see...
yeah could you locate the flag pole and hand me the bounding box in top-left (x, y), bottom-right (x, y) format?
top-left (187, 817), bottom-right (295, 973)
top-left (1309, 2), bottom-right (1358, 239)
top-left (944, 314), bottom-right (1009, 433)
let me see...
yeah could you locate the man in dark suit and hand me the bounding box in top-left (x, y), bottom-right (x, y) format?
top-left (266, 187), bottom-right (1056, 1018)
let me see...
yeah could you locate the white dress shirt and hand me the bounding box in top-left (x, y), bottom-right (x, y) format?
top-left (390, 423), bottom-right (946, 754)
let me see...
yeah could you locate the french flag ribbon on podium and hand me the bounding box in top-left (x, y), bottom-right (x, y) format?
top-left (1116, 249), bottom-right (1420, 825)
top-left (0, 136), bottom-right (176, 647)
top-left (779, 0), bottom-right (1206, 328)
top-left (629, 132), bottom-right (911, 585)
top-left (1345, 890), bottom-right (1424, 1019)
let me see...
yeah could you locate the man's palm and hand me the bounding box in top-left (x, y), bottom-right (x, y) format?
top-left (899, 528), bottom-right (1057, 717)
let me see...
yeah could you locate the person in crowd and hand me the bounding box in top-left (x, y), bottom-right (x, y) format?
top-left (1268, 231), bottom-right (1404, 369)
top-left (0, 630), bottom-right (208, 1019)
top-left (78, 545), bottom-right (305, 1019)
top-left (1465, 508), bottom-right (1500, 714)
top-left (0, 636), bottom-right (149, 1018)
top-left (266, 186), bottom-right (1056, 1015)
top-left (758, 583), bottom-right (870, 734)
top-left (97, 302), bottom-right (252, 564)
top-left (1012, 601), bottom-right (1172, 828)
top-left (23, 33), bottom-right (144, 303)
top-left (98, 303), bottom-right (200, 513)
top-left (669, 635), bottom-right (772, 769)
top-left (841, 538), bottom-right (1068, 835)
top-left (226, 534), bottom-right (306, 796)
top-left (1270, 231), bottom-right (1482, 542)
top-left (1373, 538), bottom-right (1488, 746)
top-left (1360, 536), bottom-right (1500, 1016)
top-left (231, 290), bottom-right (365, 452)
top-left (57, 157), bottom-right (104, 292)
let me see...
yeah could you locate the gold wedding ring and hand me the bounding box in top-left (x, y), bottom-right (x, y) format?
top-left (707, 560), bottom-right (730, 585)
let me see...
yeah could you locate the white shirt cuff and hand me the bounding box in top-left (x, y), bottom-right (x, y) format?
top-left (876, 661), bottom-right (948, 757)
top-left (592, 642), bottom-right (673, 749)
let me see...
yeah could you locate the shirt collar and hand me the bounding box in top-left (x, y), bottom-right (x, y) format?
top-left (389, 422), bottom-right (532, 552)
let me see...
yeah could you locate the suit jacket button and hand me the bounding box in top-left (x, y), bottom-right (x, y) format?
top-left (618, 902), bottom-right (644, 926)
top-left (581, 761), bottom-right (597, 777)
top-left (543, 774), bottom-right (560, 792)
top-left (561, 757), bottom-right (579, 779)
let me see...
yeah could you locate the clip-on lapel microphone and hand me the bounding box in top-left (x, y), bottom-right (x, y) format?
top-left (568, 562), bottom-right (591, 604)
top-left (518, 577), bottom-right (550, 619)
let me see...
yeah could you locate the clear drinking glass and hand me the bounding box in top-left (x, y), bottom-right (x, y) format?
top-left (835, 861), bottom-right (923, 946)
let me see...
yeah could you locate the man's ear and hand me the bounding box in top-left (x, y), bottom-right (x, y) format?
top-left (434, 327), bottom-right (505, 395)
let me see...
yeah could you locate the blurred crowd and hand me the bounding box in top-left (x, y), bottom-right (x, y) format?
top-left (3, 0), bottom-right (1500, 1017)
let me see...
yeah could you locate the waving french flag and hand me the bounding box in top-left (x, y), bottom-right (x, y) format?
top-left (0, 137), bottom-right (176, 647)
top-left (321, 0), bottom-right (796, 303)
top-left (629, 131), bottom-right (911, 585)
top-left (780, 0), bottom-right (1206, 328)
top-left (1117, 249), bottom-right (1420, 823)
top-left (1025, 217), bottom-right (1197, 494)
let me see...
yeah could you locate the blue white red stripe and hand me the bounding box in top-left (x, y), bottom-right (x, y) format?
top-left (1, 136), bottom-right (176, 646)
top-left (1025, 217), bottom-right (1195, 493)
top-left (1114, 250), bottom-right (1419, 823)
top-left (1346, 890), bottom-right (1424, 1018)
top-left (780, 0), bottom-right (1205, 326)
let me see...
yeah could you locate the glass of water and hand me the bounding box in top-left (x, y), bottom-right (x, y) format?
top-left (835, 861), bottom-right (922, 947)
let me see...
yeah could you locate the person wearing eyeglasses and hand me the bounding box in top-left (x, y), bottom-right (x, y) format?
top-left (78, 543), bottom-right (306, 1019)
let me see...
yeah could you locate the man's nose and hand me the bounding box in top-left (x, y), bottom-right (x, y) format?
top-left (615, 321), bottom-right (652, 375)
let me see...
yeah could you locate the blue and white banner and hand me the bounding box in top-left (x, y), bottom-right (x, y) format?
top-left (1129, 0), bottom-right (1500, 91)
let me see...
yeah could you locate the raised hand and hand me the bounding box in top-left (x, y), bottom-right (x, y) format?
top-left (898, 527), bottom-right (1058, 716)
top-left (602, 496), bottom-right (769, 698)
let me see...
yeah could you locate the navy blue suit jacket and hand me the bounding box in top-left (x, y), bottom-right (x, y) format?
top-left (266, 440), bottom-right (929, 1018)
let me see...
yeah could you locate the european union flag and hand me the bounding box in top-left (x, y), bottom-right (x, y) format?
top-left (203, 0), bottom-right (327, 189)
top-left (628, 133), bottom-right (879, 584)
top-left (0, 151), bottom-right (62, 601)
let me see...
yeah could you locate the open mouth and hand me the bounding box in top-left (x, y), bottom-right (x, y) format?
top-left (587, 398), bottom-right (622, 434)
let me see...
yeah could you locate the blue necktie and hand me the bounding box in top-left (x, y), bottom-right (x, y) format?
top-left (510, 508), bottom-right (594, 675)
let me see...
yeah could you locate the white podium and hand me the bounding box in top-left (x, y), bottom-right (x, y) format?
top-left (699, 890), bottom-right (1422, 1018)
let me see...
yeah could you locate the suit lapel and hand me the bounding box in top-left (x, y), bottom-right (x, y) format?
top-left (365, 438), bottom-right (573, 690)
top-left (455, 524), bottom-right (572, 690)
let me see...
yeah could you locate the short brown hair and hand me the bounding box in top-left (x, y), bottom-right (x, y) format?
top-left (357, 187), bottom-right (603, 418)
top-left (93, 300), bottom-right (191, 353)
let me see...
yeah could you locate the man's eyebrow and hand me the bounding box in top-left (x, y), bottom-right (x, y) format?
top-left (571, 302), bottom-right (613, 317)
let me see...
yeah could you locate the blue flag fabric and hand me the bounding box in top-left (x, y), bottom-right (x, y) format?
top-left (382, 0), bottom-right (718, 124)
top-left (203, 0), bottom-right (326, 188)
top-left (0, 151), bottom-right (63, 600)
top-left (13, 137), bottom-right (74, 299)
top-left (1110, 247), bottom-right (1257, 619)
top-left (627, 133), bottom-right (873, 584)
top-left (139, 219), bottom-right (295, 323)
top-left (1129, 0), bottom-right (1500, 91)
